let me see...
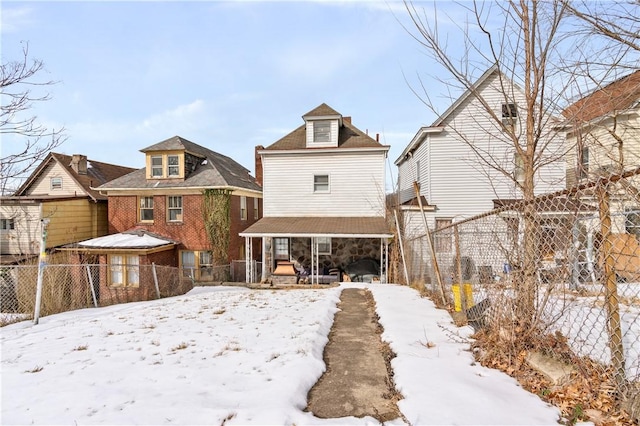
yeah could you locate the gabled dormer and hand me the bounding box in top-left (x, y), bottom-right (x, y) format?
top-left (303, 103), bottom-right (343, 148)
top-left (141, 136), bottom-right (205, 181)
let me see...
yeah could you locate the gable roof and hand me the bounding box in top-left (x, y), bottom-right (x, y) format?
top-left (98, 136), bottom-right (262, 192)
top-left (395, 66), bottom-right (522, 165)
top-left (265, 104), bottom-right (387, 151)
top-left (13, 152), bottom-right (137, 201)
top-left (302, 103), bottom-right (341, 118)
top-left (562, 70), bottom-right (640, 123)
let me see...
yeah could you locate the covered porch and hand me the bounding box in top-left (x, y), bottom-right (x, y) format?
top-left (239, 217), bottom-right (393, 285)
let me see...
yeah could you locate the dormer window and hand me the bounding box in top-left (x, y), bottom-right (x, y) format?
top-left (146, 152), bottom-right (185, 179)
top-left (313, 121), bottom-right (331, 143)
top-left (151, 156), bottom-right (163, 177)
top-left (168, 155), bottom-right (180, 177)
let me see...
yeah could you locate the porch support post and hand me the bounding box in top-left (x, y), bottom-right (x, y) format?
top-left (245, 236), bottom-right (251, 283)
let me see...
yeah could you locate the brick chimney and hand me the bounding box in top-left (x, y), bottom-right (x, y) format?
top-left (343, 116), bottom-right (351, 124)
top-left (70, 154), bottom-right (88, 175)
top-left (255, 145), bottom-right (264, 187)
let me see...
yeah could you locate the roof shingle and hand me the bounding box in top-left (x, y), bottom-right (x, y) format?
top-left (562, 70), bottom-right (640, 123)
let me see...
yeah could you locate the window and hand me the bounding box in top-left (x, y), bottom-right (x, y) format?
top-left (274, 238), bottom-right (289, 260)
top-left (181, 251), bottom-right (196, 278)
top-left (314, 175), bottom-right (329, 192)
top-left (313, 120), bottom-right (331, 142)
top-left (181, 250), bottom-right (215, 280)
top-left (502, 103), bottom-right (518, 118)
top-left (415, 160), bottom-right (421, 183)
top-left (254, 198), bottom-right (259, 220)
top-left (50, 177), bottom-right (62, 190)
top-left (167, 196), bottom-right (183, 222)
top-left (151, 156), bottom-right (163, 177)
top-left (317, 237), bottom-right (331, 255)
top-left (139, 196), bottom-right (154, 222)
top-left (199, 251), bottom-right (213, 280)
top-left (435, 218), bottom-right (452, 253)
top-left (626, 207), bottom-right (640, 239)
top-left (240, 196), bottom-right (247, 220)
top-left (1, 218), bottom-right (15, 230)
top-left (579, 146), bottom-right (589, 180)
top-left (514, 153), bottom-right (525, 185)
top-left (167, 155), bottom-right (180, 177)
top-left (108, 254), bottom-right (139, 287)
top-left (502, 103), bottom-right (518, 127)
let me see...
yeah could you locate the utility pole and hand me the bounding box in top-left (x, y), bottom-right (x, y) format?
top-left (33, 218), bottom-right (50, 325)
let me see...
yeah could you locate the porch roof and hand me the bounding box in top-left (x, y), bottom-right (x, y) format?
top-left (240, 216), bottom-right (393, 239)
top-left (60, 229), bottom-right (177, 254)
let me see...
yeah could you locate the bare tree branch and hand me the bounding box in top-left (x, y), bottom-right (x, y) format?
top-left (1, 42), bottom-right (66, 195)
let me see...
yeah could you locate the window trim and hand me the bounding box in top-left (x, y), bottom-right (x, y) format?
top-left (273, 237), bottom-right (289, 260)
top-left (139, 196), bottom-right (154, 222)
top-left (313, 120), bottom-right (331, 143)
top-left (240, 196), bottom-right (247, 220)
top-left (50, 177), bottom-right (62, 190)
top-left (108, 254), bottom-right (140, 287)
top-left (1, 218), bottom-right (15, 230)
top-left (167, 154), bottom-right (180, 177)
top-left (317, 237), bottom-right (331, 255)
top-left (167, 195), bottom-right (183, 222)
top-left (253, 197), bottom-right (259, 220)
top-left (313, 174), bottom-right (330, 193)
top-left (625, 207), bottom-right (640, 239)
top-left (513, 153), bottom-right (525, 185)
top-left (180, 250), bottom-right (215, 280)
top-left (579, 146), bottom-right (589, 180)
top-left (151, 156), bottom-right (163, 178)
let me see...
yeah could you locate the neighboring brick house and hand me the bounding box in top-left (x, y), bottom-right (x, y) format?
top-left (0, 152), bottom-right (136, 264)
top-left (241, 104), bottom-right (392, 284)
top-left (65, 136), bottom-right (262, 294)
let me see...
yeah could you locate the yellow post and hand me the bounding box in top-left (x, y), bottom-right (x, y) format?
top-left (452, 284), bottom-right (462, 312)
top-left (463, 282), bottom-right (474, 308)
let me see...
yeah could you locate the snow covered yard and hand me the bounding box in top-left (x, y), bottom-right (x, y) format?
top-left (1, 283), bottom-right (561, 425)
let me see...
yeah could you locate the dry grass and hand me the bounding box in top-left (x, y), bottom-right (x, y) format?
top-left (471, 328), bottom-right (634, 425)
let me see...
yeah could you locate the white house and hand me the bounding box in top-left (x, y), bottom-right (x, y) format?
top-left (394, 67), bottom-right (566, 283)
top-left (241, 103), bottom-right (392, 284)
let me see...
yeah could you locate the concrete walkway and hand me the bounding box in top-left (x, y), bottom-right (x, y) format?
top-left (306, 288), bottom-right (401, 422)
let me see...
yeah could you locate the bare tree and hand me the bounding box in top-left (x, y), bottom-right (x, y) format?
top-left (401, 0), bottom-right (576, 329)
top-left (1, 43), bottom-right (66, 195)
top-left (564, 0), bottom-right (640, 55)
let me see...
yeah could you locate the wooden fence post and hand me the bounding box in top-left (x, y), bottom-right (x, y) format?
top-left (597, 184), bottom-right (627, 394)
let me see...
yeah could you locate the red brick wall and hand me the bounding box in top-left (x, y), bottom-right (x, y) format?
top-left (108, 193), bottom-right (262, 262)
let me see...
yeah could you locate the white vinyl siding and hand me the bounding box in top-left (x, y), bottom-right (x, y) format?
top-left (306, 120), bottom-right (339, 148)
top-left (262, 150), bottom-right (386, 217)
top-left (397, 72), bottom-right (565, 221)
top-left (25, 162), bottom-right (86, 197)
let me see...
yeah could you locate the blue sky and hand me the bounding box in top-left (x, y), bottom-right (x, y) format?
top-left (2, 1), bottom-right (464, 188)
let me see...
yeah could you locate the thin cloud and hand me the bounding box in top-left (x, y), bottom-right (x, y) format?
top-left (0, 6), bottom-right (35, 34)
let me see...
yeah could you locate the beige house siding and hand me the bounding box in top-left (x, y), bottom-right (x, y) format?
top-left (26, 162), bottom-right (86, 197)
top-left (0, 203), bottom-right (41, 255)
top-left (565, 112), bottom-right (640, 187)
top-left (43, 199), bottom-right (105, 248)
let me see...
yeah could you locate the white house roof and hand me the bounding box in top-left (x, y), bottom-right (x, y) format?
top-left (76, 231), bottom-right (176, 249)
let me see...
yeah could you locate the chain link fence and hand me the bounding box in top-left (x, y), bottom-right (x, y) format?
top-left (402, 167), bottom-right (640, 421)
top-left (0, 259), bottom-right (264, 327)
